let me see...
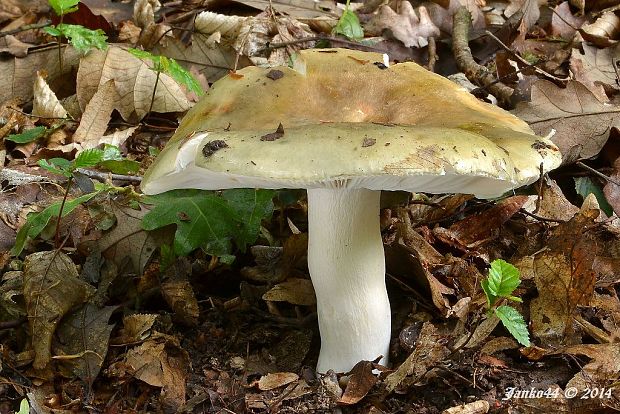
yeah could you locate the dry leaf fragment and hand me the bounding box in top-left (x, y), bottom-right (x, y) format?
top-left (256, 372), bottom-right (299, 390)
top-left (367, 2), bottom-right (440, 48)
top-left (262, 278), bottom-right (316, 305)
top-left (571, 44), bottom-right (620, 93)
top-left (579, 12), bottom-right (620, 47)
top-left (339, 360), bottom-right (378, 404)
top-left (32, 72), bottom-right (68, 120)
top-left (0, 35), bottom-right (32, 58)
top-left (100, 126), bottom-right (139, 147)
top-left (23, 251), bottom-right (96, 369)
top-left (550, 2), bottom-right (586, 39)
top-left (72, 79), bottom-right (118, 149)
top-left (512, 80), bottom-right (620, 163)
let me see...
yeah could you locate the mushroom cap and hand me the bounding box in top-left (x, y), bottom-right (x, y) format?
top-left (142, 48), bottom-right (561, 198)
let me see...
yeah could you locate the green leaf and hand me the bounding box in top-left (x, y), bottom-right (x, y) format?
top-left (333, 0), bottom-right (363, 40)
top-left (43, 26), bottom-right (62, 37)
top-left (495, 305), bottom-right (531, 346)
top-left (222, 189), bottom-right (275, 251)
top-left (48, 0), bottom-right (79, 16)
top-left (17, 398), bottom-right (30, 414)
top-left (574, 176), bottom-right (614, 217)
top-left (142, 190), bottom-right (240, 257)
top-left (52, 24), bottom-right (108, 52)
top-left (74, 148), bottom-right (104, 169)
top-left (128, 48), bottom-right (203, 96)
top-left (98, 159), bottom-right (140, 174)
top-left (481, 278), bottom-right (497, 308)
top-left (6, 126), bottom-right (48, 144)
top-left (102, 144), bottom-right (123, 161)
top-left (38, 158), bottom-right (72, 177)
top-left (485, 259), bottom-right (521, 298)
top-left (11, 191), bottom-right (99, 256)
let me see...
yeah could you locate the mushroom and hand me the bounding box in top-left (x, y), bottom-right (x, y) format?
top-left (141, 48), bottom-right (562, 373)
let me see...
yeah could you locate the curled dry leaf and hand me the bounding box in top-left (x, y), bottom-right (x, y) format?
top-left (23, 251), bottom-right (96, 369)
top-left (579, 12), bottom-right (620, 47)
top-left (72, 79), bottom-right (118, 149)
top-left (529, 199), bottom-right (599, 346)
top-left (366, 2), bottom-right (440, 48)
top-left (504, 0), bottom-right (541, 37)
top-left (339, 360), bottom-right (378, 405)
top-left (0, 35), bottom-right (32, 58)
top-left (114, 313), bottom-right (157, 344)
top-left (100, 126), bottom-right (139, 147)
top-left (32, 72), bottom-right (68, 120)
top-left (384, 322), bottom-right (449, 392)
top-left (262, 278), bottom-right (316, 306)
top-left (512, 80), bottom-right (620, 163)
top-left (76, 46), bottom-right (191, 122)
top-left (571, 44), bottom-right (620, 93)
top-left (256, 372), bottom-right (299, 391)
top-left (133, 0), bottom-right (160, 29)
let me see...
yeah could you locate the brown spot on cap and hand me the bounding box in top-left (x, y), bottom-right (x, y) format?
top-left (202, 140), bottom-right (228, 157)
top-left (266, 70), bottom-right (284, 81)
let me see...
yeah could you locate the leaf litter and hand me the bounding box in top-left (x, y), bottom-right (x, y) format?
top-left (2, 0), bottom-right (620, 412)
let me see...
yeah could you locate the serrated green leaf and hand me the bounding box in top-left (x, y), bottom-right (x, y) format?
top-left (495, 305), bottom-right (531, 346)
top-left (48, 0), bottom-right (79, 15)
top-left (44, 26), bottom-right (62, 37)
top-left (74, 148), bottom-right (104, 169)
top-left (574, 176), bottom-right (614, 217)
top-left (98, 159), bottom-right (140, 175)
top-left (222, 189), bottom-right (275, 251)
top-left (17, 398), bottom-right (30, 414)
top-left (11, 191), bottom-right (100, 256)
top-left (142, 190), bottom-right (240, 257)
top-left (38, 158), bottom-right (72, 177)
top-left (333, 0), bottom-right (363, 40)
top-left (127, 48), bottom-right (152, 60)
top-left (486, 259), bottom-right (521, 298)
top-left (52, 24), bottom-right (108, 52)
top-left (6, 126), bottom-right (48, 144)
top-left (102, 144), bottom-right (123, 161)
top-left (481, 278), bottom-right (497, 308)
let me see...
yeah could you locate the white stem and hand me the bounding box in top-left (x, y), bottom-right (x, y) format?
top-left (307, 188), bottom-right (391, 373)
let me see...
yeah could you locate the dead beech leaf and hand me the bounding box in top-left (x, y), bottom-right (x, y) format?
top-left (579, 12), bottom-right (620, 47)
top-left (0, 35), bottom-right (32, 58)
top-left (124, 333), bottom-right (189, 411)
top-left (522, 178), bottom-right (579, 221)
top-left (233, 0), bottom-right (339, 19)
top-left (161, 258), bottom-right (199, 326)
top-left (23, 251), bottom-right (96, 369)
top-left (262, 278), bottom-right (316, 306)
top-left (504, 0), bottom-right (540, 37)
top-left (32, 72), bottom-right (68, 120)
top-left (512, 80), bottom-right (620, 163)
top-left (257, 372), bottom-right (299, 391)
top-left (133, 0), bottom-right (160, 29)
top-left (384, 322), bottom-right (449, 392)
top-left (53, 304), bottom-right (116, 386)
top-left (366, 2), bottom-right (440, 48)
top-left (113, 313), bottom-right (157, 344)
top-left (100, 126), bottom-right (139, 147)
top-left (571, 44), bottom-right (620, 92)
top-left (72, 80), bottom-right (118, 149)
top-left (560, 343), bottom-right (620, 396)
top-left (0, 45), bottom-right (80, 105)
top-left (603, 157), bottom-right (620, 216)
top-left (550, 2), bottom-right (586, 39)
top-left (76, 46), bottom-right (190, 122)
top-left (530, 200), bottom-right (599, 345)
top-left (339, 360), bottom-right (378, 405)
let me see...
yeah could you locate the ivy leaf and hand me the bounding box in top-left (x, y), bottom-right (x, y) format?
top-left (142, 189), bottom-right (274, 257)
top-left (333, 0), bottom-right (364, 40)
top-left (142, 190), bottom-right (240, 257)
top-left (11, 191), bottom-right (100, 256)
top-left (48, 0), bottom-right (79, 16)
top-left (46, 24), bottom-right (108, 53)
top-left (74, 148), bottom-right (104, 169)
top-left (495, 305), bottom-right (531, 346)
top-left (574, 176), bottom-right (613, 217)
top-left (6, 126), bottom-right (47, 144)
top-left (485, 259), bottom-right (521, 298)
top-left (222, 189), bottom-right (275, 251)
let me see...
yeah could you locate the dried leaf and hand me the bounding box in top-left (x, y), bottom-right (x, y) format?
top-left (100, 126), bottom-right (139, 147)
top-left (366, 2), bottom-right (440, 48)
top-left (0, 35), bottom-right (32, 57)
top-left (76, 46), bottom-right (190, 122)
top-left (32, 73), bottom-right (67, 120)
top-left (550, 2), bottom-right (586, 39)
top-left (72, 79), bottom-right (118, 149)
top-left (579, 12), bottom-right (620, 47)
top-left (571, 44), bottom-right (620, 92)
top-left (512, 80), bottom-right (620, 163)
top-left (603, 157), bottom-right (620, 216)
top-left (23, 251), bottom-right (96, 369)
top-left (233, 0), bottom-right (339, 19)
top-left (262, 278), bottom-right (316, 305)
top-left (257, 372), bottom-right (299, 390)
top-left (339, 360), bottom-right (378, 404)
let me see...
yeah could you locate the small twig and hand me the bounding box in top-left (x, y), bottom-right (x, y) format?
top-left (0, 317), bottom-right (27, 330)
top-left (452, 7), bottom-right (514, 107)
top-left (427, 36), bottom-right (437, 72)
top-left (577, 161), bottom-right (620, 187)
top-left (519, 208), bottom-right (567, 223)
top-left (76, 168), bottom-right (142, 184)
top-left (484, 30), bottom-right (569, 83)
top-left (0, 22), bottom-right (51, 38)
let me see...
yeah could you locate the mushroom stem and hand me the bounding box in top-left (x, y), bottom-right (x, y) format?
top-left (307, 188), bottom-right (391, 373)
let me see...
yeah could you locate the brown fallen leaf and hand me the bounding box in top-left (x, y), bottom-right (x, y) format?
top-left (579, 12), bottom-right (620, 47)
top-left (76, 46), bottom-right (191, 122)
top-left (603, 156), bottom-right (620, 217)
top-left (23, 251), bottom-right (96, 369)
top-left (550, 1), bottom-right (586, 39)
top-left (72, 79), bottom-right (118, 149)
top-left (512, 80), bottom-right (620, 163)
top-left (571, 44), bottom-right (620, 94)
top-left (262, 277), bottom-right (316, 306)
top-left (256, 372), bottom-right (299, 391)
top-left (161, 258), bottom-right (199, 326)
top-left (339, 360), bottom-right (378, 405)
top-left (32, 72), bottom-right (68, 120)
top-left (112, 313), bottom-right (157, 344)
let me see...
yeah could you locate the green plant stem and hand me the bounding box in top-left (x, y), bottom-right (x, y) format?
top-left (54, 175), bottom-right (73, 247)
